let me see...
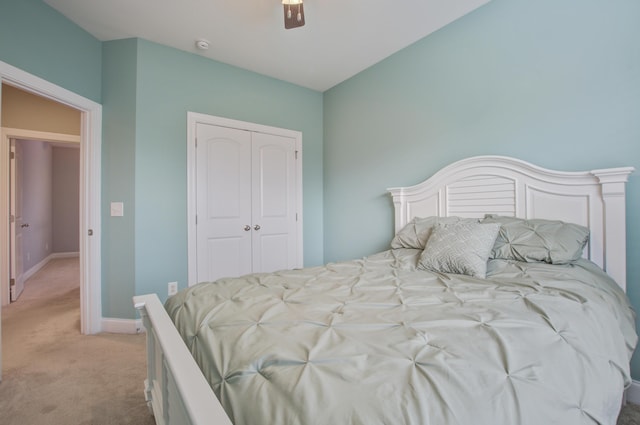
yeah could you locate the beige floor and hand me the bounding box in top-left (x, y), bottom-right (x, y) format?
top-left (0, 257), bottom-right (155, 425)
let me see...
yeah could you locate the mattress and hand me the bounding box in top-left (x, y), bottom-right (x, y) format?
top-left (165, 248), bottom-right (637, 425)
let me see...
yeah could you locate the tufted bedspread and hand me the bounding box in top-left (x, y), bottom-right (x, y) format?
top-left (165, 248), bottom-right (637, 425)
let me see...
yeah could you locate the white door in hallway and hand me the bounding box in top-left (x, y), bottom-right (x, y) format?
top-left (195, 123), bottom-right (300, 283)
top-left (9, 139), bottom-right (25, 301)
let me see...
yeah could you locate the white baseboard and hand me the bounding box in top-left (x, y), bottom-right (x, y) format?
top-left (23, 256), bottom-right (51, 281)
top-left (50, 251), bottom-right (80, 259)
top-left (626, 380), bottom-right (640, 405)
top-left (101, 317), bottom-right (144, 334)
top-left (21, 253), bottom-right (143, 336)
top-left (23, 251), bottom-right (80, 281)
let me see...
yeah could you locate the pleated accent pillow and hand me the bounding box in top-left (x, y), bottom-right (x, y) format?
top-left (481, 215), bottom-right (589, 264)
top-left (418, 221), bottom-right (502, 278)
top-left (391, 216), bottom-right (479, 250)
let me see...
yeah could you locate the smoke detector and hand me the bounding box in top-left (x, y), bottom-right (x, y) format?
top-left (195, 39), bottom-right (210, 50)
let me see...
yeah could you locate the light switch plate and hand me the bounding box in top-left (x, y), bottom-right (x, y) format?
top-left (110, 202), bottom-right (124, 217)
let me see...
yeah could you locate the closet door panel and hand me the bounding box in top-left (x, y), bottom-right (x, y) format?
top-left (196, 124), bottom-right (252, 282)
top-left (251, 132), bottom-right (297, 274)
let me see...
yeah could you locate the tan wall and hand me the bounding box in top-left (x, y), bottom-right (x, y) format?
top-left (1, 83), bottom-right (81, 135)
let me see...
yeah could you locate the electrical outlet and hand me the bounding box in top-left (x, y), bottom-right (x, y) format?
top-left (168, 281), bottom-right (178, 296)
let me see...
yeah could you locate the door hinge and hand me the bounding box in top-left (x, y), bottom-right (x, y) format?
top-left (295, 150), bottom-right (298, 160)
top-left (10, 214), bottom-right (15, 223)
top-left (9, 278), bottom-right (15, 288)
top-left (10, 151), bottom-right (15, 160)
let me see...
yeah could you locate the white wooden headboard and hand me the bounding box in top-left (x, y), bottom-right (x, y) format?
top-left (388, 156), bottom-right (634, 291)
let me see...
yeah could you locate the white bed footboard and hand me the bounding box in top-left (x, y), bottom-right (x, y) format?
top-left (134, 294), bottom-right (233, 425)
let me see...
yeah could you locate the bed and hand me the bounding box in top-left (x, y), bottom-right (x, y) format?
top-left (134, 155), bottom-right (636, 425)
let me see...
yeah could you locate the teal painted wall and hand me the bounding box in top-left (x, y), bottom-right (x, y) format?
top-left (323, 0), bottom-right (640, 377)
top-left (0, 0), bottom-right (102, 102)
top-left (127, 39), bottom-right (324, 303)
top-left (101, 39), bottom-right (138, 319)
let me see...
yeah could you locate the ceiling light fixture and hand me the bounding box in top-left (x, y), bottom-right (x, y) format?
top-left (282, 0), bottom-right (305, 29)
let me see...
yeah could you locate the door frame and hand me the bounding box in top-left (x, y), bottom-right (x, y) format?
top-left (186, 112), bottom-right (303, 286)
top-left (4, 130), bottom-right (81, 305)
top-left (0, 61), bottom-right (102, 336)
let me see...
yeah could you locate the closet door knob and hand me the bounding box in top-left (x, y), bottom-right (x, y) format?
top-left (244, 225), bottom-right (251, 231)
top-left (254, 225), bottom-right (261, 231)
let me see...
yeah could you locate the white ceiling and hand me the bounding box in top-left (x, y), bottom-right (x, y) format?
top-left (44, 0), bottom-right (490, 92)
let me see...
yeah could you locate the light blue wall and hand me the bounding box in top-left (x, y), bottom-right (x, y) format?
top-left (0, 0), bottom-right (102, 102)
top-left (127, 39), bottom-right (324, 304)
top-left (323, 0), bottom-right (640, 377)
top-left (101, 39), bottom-right (138, 318)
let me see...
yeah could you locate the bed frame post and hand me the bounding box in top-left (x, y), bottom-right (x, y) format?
top-left (135, 297), bottom-right (169, 425)
top-left (136, 304), bottom-right (156, 416)
top-left (391, 189), bottom-right (406, 233)
top-left (134, 294), bottom-right (233, 425)
top-left (591, 167), bottom-right (634, 292)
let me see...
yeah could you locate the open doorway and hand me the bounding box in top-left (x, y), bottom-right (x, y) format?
top-left (0, 61), bottom-right (103, 381)
top-left (8, 136), bottom-right (80, 305)
top-left (2, 83), bottom-right (81, 303)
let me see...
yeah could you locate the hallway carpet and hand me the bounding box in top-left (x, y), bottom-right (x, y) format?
top-left (1, 256), bottom-right (638, 424)
top-left (0, 257), bottom-right (154, 425)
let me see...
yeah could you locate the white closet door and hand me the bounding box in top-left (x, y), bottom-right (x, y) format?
top-left (251, 132), bottom-right (297, 274)
top-left (196, 124), bottom-right (252, 283)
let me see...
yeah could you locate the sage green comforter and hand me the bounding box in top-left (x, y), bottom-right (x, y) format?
top-left (166, 249), bottom-right (637, 425)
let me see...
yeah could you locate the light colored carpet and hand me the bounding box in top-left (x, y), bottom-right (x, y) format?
top-left (0, 257), bottom-right (154, 425)
top-left (619, 401), bottom-right (640, 425)
top-left (1, 256), bottom-right (638, 425)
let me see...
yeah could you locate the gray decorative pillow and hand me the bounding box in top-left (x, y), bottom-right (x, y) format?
top-left (391, 216), bottom-right (479, 250)
top-left (481, 215), bottom-right (589, 264)
top-left (417, 221), bottom-right (501, 278)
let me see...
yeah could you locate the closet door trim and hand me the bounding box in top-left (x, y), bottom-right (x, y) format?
top-left (186, 112), bottom-right (303, 286)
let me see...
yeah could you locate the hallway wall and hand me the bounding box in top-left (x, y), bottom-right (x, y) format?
top-left (20, 140), bottom-right (80, 273)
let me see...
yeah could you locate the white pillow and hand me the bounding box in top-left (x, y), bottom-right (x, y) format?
top-left (417, 221), bottom-right (501, 278)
